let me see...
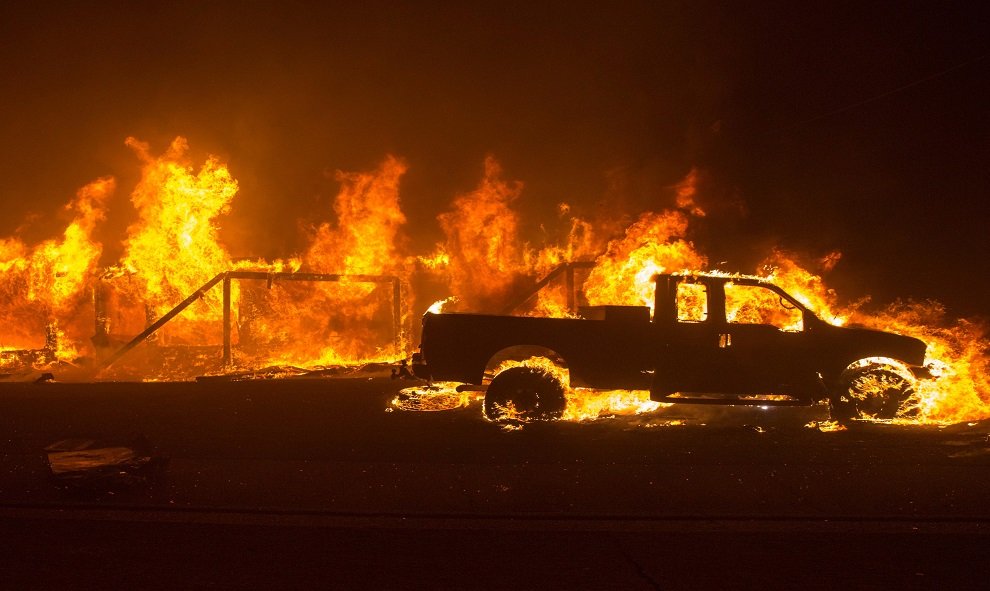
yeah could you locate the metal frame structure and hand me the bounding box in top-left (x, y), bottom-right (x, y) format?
top-left (498, 261), bottom-right (595, 316)
top-left (100, 271), bottom-right (402, 370)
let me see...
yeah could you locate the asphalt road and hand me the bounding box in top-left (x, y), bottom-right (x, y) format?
top-left (1, 376), bottom-right (989, 589)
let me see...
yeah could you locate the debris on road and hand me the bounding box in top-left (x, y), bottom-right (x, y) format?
top-left (45, 436), bottom-right (168, 491)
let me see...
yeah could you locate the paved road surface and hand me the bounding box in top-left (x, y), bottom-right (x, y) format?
top-left (1, 377), bottom-right (988, 588)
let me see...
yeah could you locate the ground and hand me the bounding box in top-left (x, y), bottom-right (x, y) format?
top-left (1, 376), bottom-right (989, 589)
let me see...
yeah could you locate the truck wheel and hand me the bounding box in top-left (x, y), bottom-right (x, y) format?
top-left (484, 366), bottom-right (566, 421)
top-left (830, 365), bottom-right (914, 421)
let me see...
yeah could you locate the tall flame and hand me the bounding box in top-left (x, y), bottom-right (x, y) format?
top-left (0, 138), bottom-right (985, 427)
top-left (437, 156), bottom-right (525, 310)
top-left (305, 155), bottom-right (408, 275)
top-left (584, 211), bottom-right (706, 309)
top-left (117, 137), bottom-right (236, 341)
top-left (238, 156), bottom-right (410, 367)
top-left (0, 177), bottom-right (112, 360)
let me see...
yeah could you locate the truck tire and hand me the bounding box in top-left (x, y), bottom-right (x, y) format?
top-left (484, 366), bottom-right (566, 421)
top-left (830, 365), bottom-right (914, 421)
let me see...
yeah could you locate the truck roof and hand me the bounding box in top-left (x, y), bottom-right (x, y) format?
top-left (657, 271), bottom-right (776, 284)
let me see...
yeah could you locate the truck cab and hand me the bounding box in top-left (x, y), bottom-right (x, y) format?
top-left (650, 274), bottom-right (927, 406)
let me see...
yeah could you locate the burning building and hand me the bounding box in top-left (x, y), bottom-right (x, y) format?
top-left (0, 136), bottom-right (987, 425)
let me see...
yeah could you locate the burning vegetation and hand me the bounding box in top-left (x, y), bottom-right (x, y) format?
top-left (1, 137), bottom-right (987, 426)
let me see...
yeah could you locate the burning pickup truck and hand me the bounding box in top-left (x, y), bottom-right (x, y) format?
top-left (412, 273), bottom-right (932, 421)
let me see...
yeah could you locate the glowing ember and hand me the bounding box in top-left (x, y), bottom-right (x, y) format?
top-left (806, 420), bottom-right (848, 432)
top-left (392, 382), bottom-right (478, 412)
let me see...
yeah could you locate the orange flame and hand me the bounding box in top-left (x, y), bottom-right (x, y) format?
top-left (493, 356), bottom-right (662, 421)
top-left (762, 251), bottom-right (990, 423)
top-left (437, 156), bottom-right (525, 310)
top-left (305, 155), bottom-right (408, 276)
top-left (584, 211), bottom-right (706, 309)
top-left (0, 140), bottom-right (985, 427)
top-left (114, 136), bottom-right (236, 346)
top-left (674, 167), bottom-right (705, 217)
top-left (236, 155), bottom-right (410, 367)
top-left (0, 177), bottom-right (112, 362)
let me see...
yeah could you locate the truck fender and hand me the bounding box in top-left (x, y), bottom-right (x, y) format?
top-left (483, 345), bottom-right (568, 384)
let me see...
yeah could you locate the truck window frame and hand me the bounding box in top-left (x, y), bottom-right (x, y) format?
top-left (723, 279), bottom-right (808, 332)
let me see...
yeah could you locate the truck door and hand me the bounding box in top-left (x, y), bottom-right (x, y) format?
top-left (652, 277), bottom-right (728, 394)
top-left (717, 281), bottom-right (812, 393)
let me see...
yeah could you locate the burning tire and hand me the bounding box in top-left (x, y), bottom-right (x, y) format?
top-left (484, 366), bottom-right (566, 421)
top-left (830, 365), bottom-right (915, 420)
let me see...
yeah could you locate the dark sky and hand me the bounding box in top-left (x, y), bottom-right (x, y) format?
top-left (0, 1), bottom-right (986, 315)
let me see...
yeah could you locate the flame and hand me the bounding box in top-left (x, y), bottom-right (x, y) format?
top-left (0, 177), bottom-right (112, 363)
top-left (762, 252), bottom-right (989, 423)
top-left (0, 139), bottom-right (984, 427)
top-left (237, 155), bottom-right (410, 367)
top-left (724, 281), bottom-right (803, 331)
top-left (110, 136), bottom-right (236, 350)
top-left (427, 296), bottom-right (457, 315)
top-left (391, 382), bottom-right (479, 412)
top-left (851, 301), bottom-right (989, 423)
top-left (493, 356), bottom-right (662, 421)
top-left (759, 249), bottom-right (846, 324)
top-left (436, 156), bottom-right (525, 310)
top-left (674, 167), bottom-right (705, 217)
top-left (305, 155), bottom-right (408, 276)
top-left (432, 163), bottom-right (604, 317)
top-left (417, 248), bottom-right (450, 270)
top-left (584, 211), bottom-right (706, 310)
top-left (530, 213), bottom-right (599, 275)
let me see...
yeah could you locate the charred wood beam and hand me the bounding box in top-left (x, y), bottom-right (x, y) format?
top-left (392, 279), bottom-right (402, 355)
top-left (92, 282), bottom-right (110, 349)
top-left (99, 273), bottom-right (226, 370)
top-left (222, 275), bottom-right (232, 365)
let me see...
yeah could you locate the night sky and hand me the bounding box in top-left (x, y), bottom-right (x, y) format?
top-left (0, 1), bottom-right (986, 315)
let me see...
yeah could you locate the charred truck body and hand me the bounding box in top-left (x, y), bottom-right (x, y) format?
top-left (413, 273), bottom-right (932, 421)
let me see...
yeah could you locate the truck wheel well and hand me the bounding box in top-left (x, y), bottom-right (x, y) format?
top-left (483, 345), bottom-right (568, 385)
top-left (831, 357), bottom-right (917, 420)
top-left (840, 357), bottom-right (914, 382)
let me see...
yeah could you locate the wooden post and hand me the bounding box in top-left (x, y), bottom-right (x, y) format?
top-left (392, 278), bottom-right (402, 356)
top-left (222, 273), bottom-right (232, 366)
top-left (565, 264), bottom-right (576, 313)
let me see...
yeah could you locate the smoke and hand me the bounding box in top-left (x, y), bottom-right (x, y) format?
top-left (0, 2), bottom-right (985, 314)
